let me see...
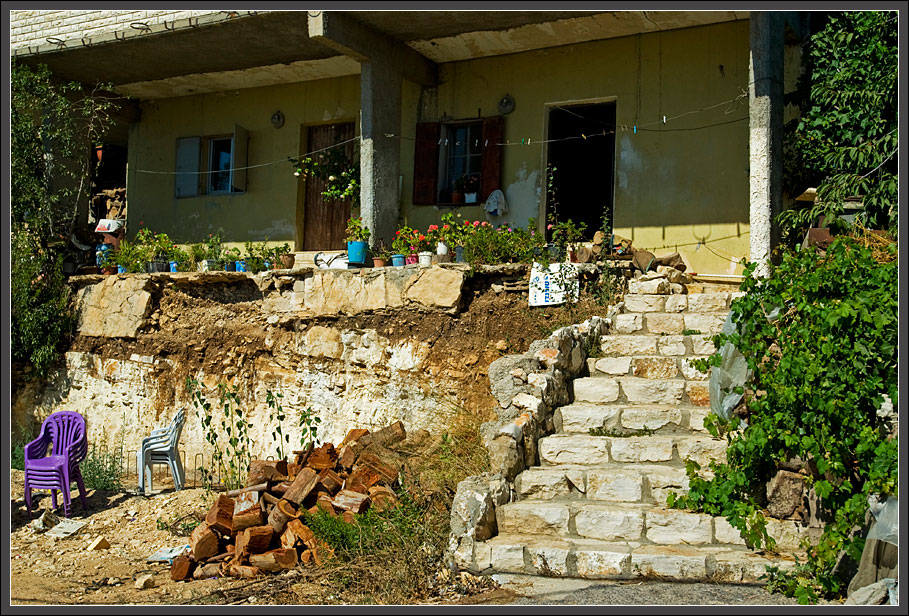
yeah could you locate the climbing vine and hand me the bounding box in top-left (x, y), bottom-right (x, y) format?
top-left (668, 236), bottom-right (898, 603)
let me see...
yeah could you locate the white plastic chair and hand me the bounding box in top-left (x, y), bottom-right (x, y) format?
top-left (137, 408), bottom-right (186, 494)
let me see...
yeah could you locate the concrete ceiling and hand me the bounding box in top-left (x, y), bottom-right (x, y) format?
top-left (14, 10), bottom-right (748, 100)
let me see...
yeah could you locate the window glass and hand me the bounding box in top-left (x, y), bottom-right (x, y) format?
top-left (445, 122), bottom-right (482, 191)
top-left (208, 138), bottom-right (232, 193)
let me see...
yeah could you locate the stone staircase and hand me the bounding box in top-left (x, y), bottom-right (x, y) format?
top-left (477, 287), bottom-right (807, 582)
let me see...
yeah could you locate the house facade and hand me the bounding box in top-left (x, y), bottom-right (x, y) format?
top-left (10, 9), bottom-right (803, 277)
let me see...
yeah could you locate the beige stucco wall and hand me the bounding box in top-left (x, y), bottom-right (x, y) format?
top-left (402, 20), bottom-right (751, 276)
top-left (126, 75), bottom-right (360, 247)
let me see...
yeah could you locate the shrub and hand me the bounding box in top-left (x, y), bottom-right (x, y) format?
top-left (668, 236), bottom-right (898, 603)
top-left (81, 442), bottom-right (124, 491)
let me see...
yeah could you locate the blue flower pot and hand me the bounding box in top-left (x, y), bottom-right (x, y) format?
top-left (169, 261), bottom-right (178, 273)
top-left (455, 246), bottom-right (465, 263)
top-left (117, 265), bottom-right (126, 274)
top-left (391, 254), bottom-right (406, 267)
top-left (236, 260), bottom-right (247, 272)
top-left (224, 261), bottom-right (236, 272)
top-left (347, 241), bottom-right (368, 265)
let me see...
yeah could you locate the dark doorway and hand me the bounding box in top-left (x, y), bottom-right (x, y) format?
top-left (546, 102), bottom-right (616, 239)
top-left (300, 122), bottom-right (355, 251)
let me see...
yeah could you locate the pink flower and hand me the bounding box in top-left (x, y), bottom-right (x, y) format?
top-left (508, 228), bottom-right (513, 232)
top-left (473, 220), bottom-right (480, 227)
top-left (428, 224), bottom-right (438, 232)
top-left (547, 224), bottom-right (553, 230)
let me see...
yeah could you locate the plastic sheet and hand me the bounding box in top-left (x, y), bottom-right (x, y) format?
top-left (708, 312), bottom-right (750, 423)
top-left (866, 496), bottom-right (898, 547)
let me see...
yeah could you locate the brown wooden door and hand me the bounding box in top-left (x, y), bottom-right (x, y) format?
top-left (302, 122), bottom-right (355, 251)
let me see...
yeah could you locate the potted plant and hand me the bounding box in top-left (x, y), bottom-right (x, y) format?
top-left (462, 174), bottom-right (481, 204)
top-left (392, 225), bottom-right (418, 265)
top-left (371, 239), bottom-right (391, 268)
top-left (223, 247), bottom-right (241, 271)
top-left (243, 240), bottom-right (267, 273)
top-left (451, 176), bottom-right (466, 204)
top-left (345, 217), bottom-right (371, 266)
top-left (112, 239), bottom-right (146, 274)
top-left (548, 216), bottom-right (587, 262)
top-left (272, 243), bottom-right (294, 269)
top-left (170, 246), bottom-right (191, 272)
top-left (198, 231), bottom-right (224, 272)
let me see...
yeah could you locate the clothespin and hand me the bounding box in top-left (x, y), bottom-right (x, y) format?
top-left (521, 138), bottom-right (525, 145)
top-left (484, 139), bottom-right (488, 146)
top-left (662, 115), bottom-right (667, 124)
top-left (582, 134), bottom-right (587, 140)
top-left (633, 125), bottom-right (637, 134)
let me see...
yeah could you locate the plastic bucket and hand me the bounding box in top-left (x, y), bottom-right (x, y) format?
top-left (391, 254), bottom-right (406, 267)
top-left (347, 241), bottom-right (368, 265)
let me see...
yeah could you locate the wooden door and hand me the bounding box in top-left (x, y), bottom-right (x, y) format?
top-left (302, 122), bottom-right (355, 251)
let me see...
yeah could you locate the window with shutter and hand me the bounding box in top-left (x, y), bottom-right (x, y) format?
top-left (174, 125), bottom-right (249, 198)
top-left (411, 116), bottom-right (503, 206)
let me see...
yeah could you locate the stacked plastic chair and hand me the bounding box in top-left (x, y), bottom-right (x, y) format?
top-left (24, 411), bottom-right (89, 518)
top-left (137, 408), bottom-right (186, 494)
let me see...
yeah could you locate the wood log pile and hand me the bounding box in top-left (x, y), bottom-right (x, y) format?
top-left (172, 421), bottom-right (412, 581)
top-left (91, 187), bottom-right (127, 220)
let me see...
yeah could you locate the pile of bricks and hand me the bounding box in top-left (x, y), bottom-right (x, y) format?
top-left (172, 421), bottom-right (410, 580)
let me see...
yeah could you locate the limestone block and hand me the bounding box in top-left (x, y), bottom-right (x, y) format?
top-left (573, 549), bottom-right (630, 577)
top-left (489, 541), bottom-right (526, 572)
top-left (303, 326), bottom-right (344, 359)
top-left (631, 357), bottom-right (678, 379)
top-left (451, 537), bottom-right (478, 571)
top-left (670, 283), bottom-right (687, 295)
top-left (687, 409), bottom-right (711, 432)
top-left (648, 467), bottom-right (691, 505)
top-left (76, 276), bottom-right (153, 338)
top-left (664, 295), bottom-right (688, 313)
top-left (656, 266), bottom-right (693, 285)
top-left (644, 313), bottom-right (685, 335)
top-left (614, 313), bottom-right (643, 334)
top-left (404, 267), bottom-right (464, 312)
top-left (594, 357), bottom-right (631, 376)
top-left (657, 335), bottom-right (687, 356)
top-left (709, 550), bottom-right (776, 582)
top-left (539, 435), bottom-right (610, 466)
top-left (587, 469), bottom-right (644, 502)
top-left (512, 393), bottom-right (545, 418)
top-left (488, 435), bottom-right (524, 481)
top-left (683, 313), bottom-right (726, 335)
top-left (680, 358), bottom-right (710, 381)
top-left (619, 378), bottom-right (685, 405)
top-left (687, 293), bottom-right (729, 313)
top-left (516, 468), bottom-right (585, 500)
top-left (646, 509), bottom-right (713, 544)
top-left (628, 278), bottom-right (671, 295)
top-left (686, 382), bottom-right (711, 406)
top-left (690, 336), bottom-right (717, 355)
top-left (450, 476), bottom-right (499, 541)
top-left (608, 437), bottom-right (674, 463)
top-left (621, 406), bottom-right (682, 431)
top-left (474, 541), bottom-right (492, 572)
top-left (573, 378), bottom-right (620, 404)
top-left (623, 295), bottom-right (666, 313)
top-left (766, 470), bottom-right (806, 519)
top-left (676, 438), bottom-right (727, 466)
top-left (765, 519), bottom-right (805, 550)
top-left (574, 506), bottom-right (644, 541)
top-left (497, 503), bottom-right (569, 536)
top-left (631, 547), bottom-right (707, 579)
top-left (600, 336), bottom-right (659, 356)
top-left (527, 544), bottom-right (570, 576)
top-left (556, 404), bottom-right (621, 434)
top-left (714, 517), bottom-right (747, 545)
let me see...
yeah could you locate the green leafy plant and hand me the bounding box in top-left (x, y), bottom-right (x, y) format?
top-left (345, 217), bottom-right (371, 243)
top-left (81, 441), bottom-right (124, 491)
top-left (298, 406), bottom-right (321, 450)
top-left (266, 389), bottom-right (291, 461)
top-left (290, 138), bottom-right (360, 206)
top-left (12, 62), bottom-right (113, 379)
top-left (589, 426), bottom-right (656, 438)
top-left (186, 377), bottom-right (252, 492)
top-left (780, 11), bottom-right (898, 243)
top-left (667, 236), bottom-right (898, 603)
top-left (112, 239), bottom-right (146, 273)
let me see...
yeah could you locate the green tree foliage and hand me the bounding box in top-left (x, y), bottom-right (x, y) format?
top-left (11, 62), bottom-right (114, 378)
top-left (781, 11), bottom-right (898, 242)
top-left (668, 237), bottom-right (898, 603)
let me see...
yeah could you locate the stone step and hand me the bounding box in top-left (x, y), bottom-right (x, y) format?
top-left (588, 355), bottom-right (710, 380)
top-left (555, 403), bottom-right (711, 435)
top-left (538, 434), bottom-right (726, 467)
top-left (573, 376), bottom-right (710, 407)
top-left (622, 292), bottom-right (738, 314)
top-left (495, 501), bottom-right (807, 550)
top-left (515, 463), bottom-right (696, 504)
top-left (598, 333), bottom-right (718, 357)
top-left (477, 533), bottom-right (801, 582)
top-left (612, 312), bottom-right (727, 336)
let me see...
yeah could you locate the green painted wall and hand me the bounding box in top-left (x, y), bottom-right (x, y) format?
top-left (126, 75), bottom-right (360, 248)
top-left (402, 20), bottom-right (751, 276)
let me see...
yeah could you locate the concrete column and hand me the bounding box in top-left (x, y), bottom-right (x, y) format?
top-left (359, 60), bottom-right (402, 248)
top-left (749, 12), bottom-right (785, 277)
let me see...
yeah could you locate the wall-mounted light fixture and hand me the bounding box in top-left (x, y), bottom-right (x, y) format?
top-left (271, 111), bottom-right (285, 129)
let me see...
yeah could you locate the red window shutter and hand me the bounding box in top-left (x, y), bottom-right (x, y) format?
top-left (413, 122), bottom-right (441, 205)
top-left (481, 115), bottom-right (504, 201)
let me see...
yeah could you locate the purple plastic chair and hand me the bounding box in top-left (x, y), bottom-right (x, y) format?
top-left (24, 411), bottom-right (89, 518)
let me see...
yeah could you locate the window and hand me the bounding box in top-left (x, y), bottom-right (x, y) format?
top-left (175, 124), bottom-right (249, 198)
top-left (412, 116), bottom-right (504, 205)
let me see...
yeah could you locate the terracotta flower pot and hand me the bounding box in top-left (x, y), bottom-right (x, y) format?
top-left (372, 257), bottom-right (387, 268)
top-left (281, 254), bottom-right (295, 269)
